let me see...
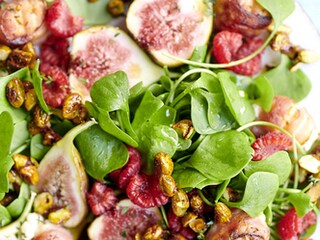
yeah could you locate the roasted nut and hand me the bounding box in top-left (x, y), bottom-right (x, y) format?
top-left (214, 202), bottom-right (232, 224)
top-left (0, 192), bottom-right (16, 206)
top-left (12, 154), bottom-right (30, 169)
top-left (181, 212), bottom-right (197, 227)
top-left (42, 128), bottom-right (61, 146)
top-left (62, 93), bottom-right (83, 119)
top-left (34, 192), bottom-right (54, 215)
top-left (267, 23), bottom-right (292, 34)
top-left (299, 155), bottom-right (320, 174)
top-left (72, 105), bottom-right (88, 124)
top-left (6, 49), bottom-right (33, 71)
top-left (20, 165), bottom-right (39, 185)
top-left (33, 106), bottom-right (51, 128)
top-left (6, 77), bottom-right (25, 108)
top-left (135, 233), bottom-right (142, 240)
top-left (189, 218), bottom-right (206, 233)
top-left (270, 32), bottom-right (291, 53)
top-left (8, 170), bottom-right (22, 191)
top-left (172, 120), bottom-right (194, 139)
top-left (22, 42), bottom-right (37, 68)
top-left (0, 45), bottom-right (12, 61)
top-left (297, 50), bottom-right (320, 64)
top-left (88, 0), bottom-right (98, 2)
top-left (154, 152), bottom-right (174, 176)
top-left (172, 188), bottom-right (190, 217)
top-left (159, 174), bottom-right (177, 197)
top-left (143, 224), bottom-right (163, 240)
top-left (24, 88), bottom-right (37, 111)
top-left (190, 194), bottom-right (203, 211)
top-left (107, 0), bottom-right (125, 16)
top-left (28, 121), bottom-right (41, 136)
top-left (48, 208), bottom-right (72, 224)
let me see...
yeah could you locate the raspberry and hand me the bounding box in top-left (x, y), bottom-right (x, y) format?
top-left (45, 0), bottom-right (83, 38)
top-left (278, 208), bottom-right (317, 240)
top-left (86, 181), bottom-right (117, 216)
top-left (212, 30), bottom-right (263, 76)
top-left (126, 173), bottom-right (168, 208)
top-left (251, 132), bottom-right (292, 161)
top-left (40, 35), bottom-right (70, 71)
top-left (167, 207), bottom-right (182, 232)
top-left (41, 63), bottom-right (70, 108)
top-left (109, 146), bottom-right (142, 190)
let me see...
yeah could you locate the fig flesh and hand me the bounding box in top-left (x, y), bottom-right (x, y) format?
top-left (35, 121), bottom-right (95, 228)
top-left (87, 199), bottom-right (163, 240)
top-left (69, 25), bottom-right (163, 101)
top-left (126, 0), bottom-right (213, 67)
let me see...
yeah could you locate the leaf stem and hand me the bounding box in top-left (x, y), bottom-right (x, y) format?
top-left (236, 121), bottom-right (306, 154)
top-left (198, 190), bottom-right (216, 207)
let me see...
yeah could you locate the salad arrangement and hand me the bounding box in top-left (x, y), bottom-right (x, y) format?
top-left (0, 0), bottom-right (319, 239)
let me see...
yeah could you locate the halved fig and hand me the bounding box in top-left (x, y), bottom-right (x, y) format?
top-left (0, 0), bottom-right (47, 46)
top-left (69, 25), bottom-right (163, 100)
top-left (34, 222), bottom-right (73, 240)
top-left (214, 0), bottom-right (272, 36)
top-left (87, 199), bottom-right (163, 240)
top-left (35, 121), bottom-right (95, 228)
top-left (126, 0), bottom-right (213, 67)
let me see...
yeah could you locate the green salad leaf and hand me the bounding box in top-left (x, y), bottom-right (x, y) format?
top-left (75, 124), bottom-right (129, 180)
top-left (225, 172), bottom-right (279, 217)
top-left (262, 55), bottom-right (312, 102)
top-left (0, 112), bottom-right (14, 194)
top-left (186, 130), bottom-right (253, 181)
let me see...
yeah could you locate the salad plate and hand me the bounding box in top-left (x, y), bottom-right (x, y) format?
top-left (0, 0), bottom-right (320, 239)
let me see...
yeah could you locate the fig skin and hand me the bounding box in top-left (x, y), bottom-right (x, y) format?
top-left (35, 121), bottom-right (95, 228)
top-left (33, 223), bottom-right (73, 240)
top-left (0, 0), bottom-right (47, 46)
top-left (126, 0), bottom-right (214, 67)
top-left (87, 199), bottom-right (163, 240)
top-left (214, 0), bottom-right (272, 37)
top-left (69, 25), bottom-right (163, 101)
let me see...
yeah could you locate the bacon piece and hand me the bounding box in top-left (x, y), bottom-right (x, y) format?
top-left (0, 0), bottom-right (47, 46)
top-left (206, 208), bottom-right (270, 240)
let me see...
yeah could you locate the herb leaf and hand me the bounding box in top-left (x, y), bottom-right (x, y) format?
top-left (225, 172), bottom-right (279, 217)
top-left (186, 130), bottom-right (253, 181)
top-left (75, 124), bottom-right (129, 180)
top-left (262, 55), bottom-right (311, 102)
top-left (0, 112), bottom-right (14, 193)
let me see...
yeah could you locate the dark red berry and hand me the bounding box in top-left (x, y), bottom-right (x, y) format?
top-left (41, 63), bottom-right (70, 108)
top-left (213, 30), bottom-right (263, 76)
top-left (126, 173), bottom-right (168, 208)
top-left (167, 207), bottom-right (182, 232)
top-left (109, 146), bottom-right (142, 190)
top-left (45, 0), bottom-right (83, 38)
top-left (213, 31), bottom-right (243, 63)
top-left (278, 208), bottom-right (317, 240)
top-left (251, 132), bottom-right (292, 161)
top-left (179, 227), bottom-right (197, 240)
top-left (86, 181), bottom-right (117, 216)
top-left (40, 35), bottom-right (70, 71)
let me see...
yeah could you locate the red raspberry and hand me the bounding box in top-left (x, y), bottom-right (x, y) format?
top-left (213, 30), bottom-right (263, 76)
top-left (109, 146), bottom-right (142, 190)
top-left (167, 207), bottom-right (182, 232)
top-left (45, 0), bottom-right (83, 38)
top-left (251, 132), bottom-right (292, 161)
top-left (41, 63), bottom-right (70, 108)
top-left (40, 35), bottom-right (70, 71)
top-left (86, 181), bottom-right (117, 216)
top-left (126, 173), bottom-right (168, 208)
top-left (278, 208), bottom-right (316, 240)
